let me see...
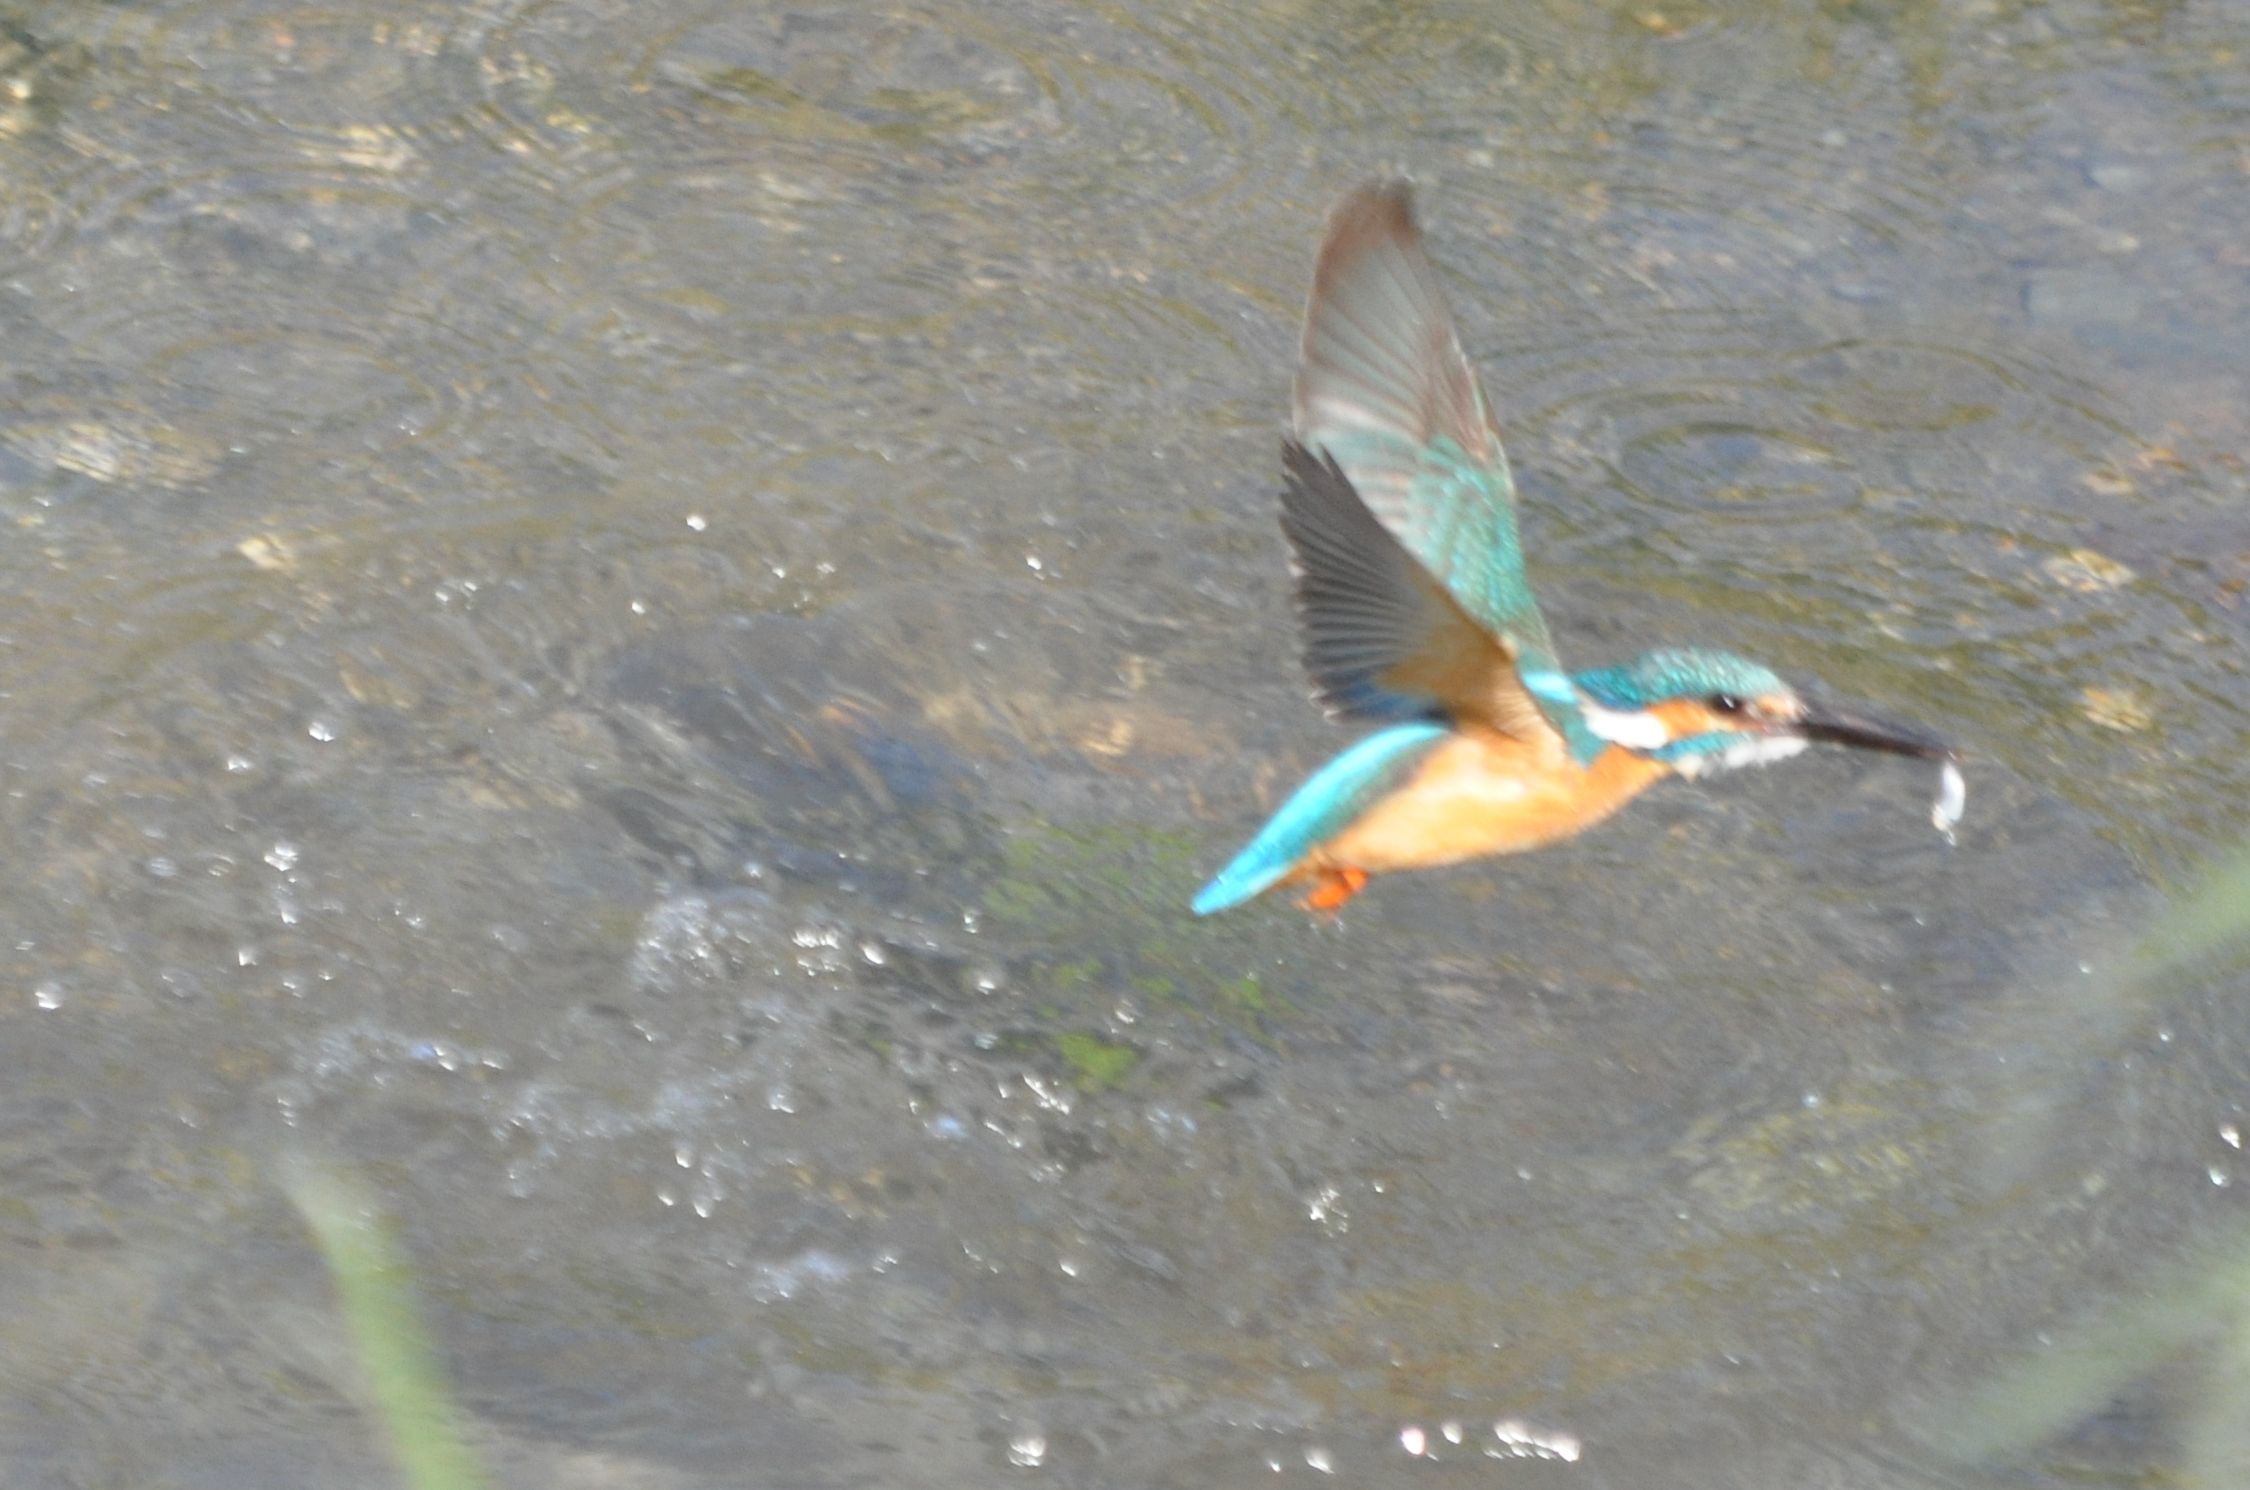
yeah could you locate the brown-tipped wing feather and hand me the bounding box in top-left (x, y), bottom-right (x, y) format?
top-left (1279, 439), bottom-right (1560, 746)
top-left (1285, 182), bottom-right (1589, 756)
top-left (1293, 182), bottom-right (1501, 469)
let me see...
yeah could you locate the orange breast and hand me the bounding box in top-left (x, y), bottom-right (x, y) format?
top-left (1298, 728), bottom-right (1673, 877)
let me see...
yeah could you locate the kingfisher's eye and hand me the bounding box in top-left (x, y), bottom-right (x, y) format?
top-left (1709, 694), bottom-right (1746, 715)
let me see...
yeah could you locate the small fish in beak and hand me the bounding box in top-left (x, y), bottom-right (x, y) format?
top-left (1790, 700), bottom-right (1965, 843)
top-left (1931, 758), bottom-right (1967, 843)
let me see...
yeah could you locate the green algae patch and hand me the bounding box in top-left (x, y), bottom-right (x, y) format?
top-left (1679, 1093), bottom-right (1938, 1223)
top-left (983, 821), bottom-right (1206, 933)
top-left (1214, 973), bottom-right (1267, 1012)
top-left (982, 821), bottom-right (1294, 1038)
top-left (1057, 1032), bottom-right (1138, 1092)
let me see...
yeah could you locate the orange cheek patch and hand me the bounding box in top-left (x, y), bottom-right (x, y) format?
top-left (1645, 697), bottom-right (1719, 741)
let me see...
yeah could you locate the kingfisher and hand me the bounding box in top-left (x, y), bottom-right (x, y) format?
top-left (1194, 182), bottom-right (1964, 916)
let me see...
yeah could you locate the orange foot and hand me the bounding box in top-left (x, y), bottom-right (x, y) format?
top-left (1298, 867), bottom-right (1369, 915)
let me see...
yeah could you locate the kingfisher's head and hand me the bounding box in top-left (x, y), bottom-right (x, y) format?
top-left (1573, 647), bottom-right (1954, 777)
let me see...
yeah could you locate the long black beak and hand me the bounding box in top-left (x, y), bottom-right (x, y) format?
top-left (1791, 700), bottom-right (1956, 761)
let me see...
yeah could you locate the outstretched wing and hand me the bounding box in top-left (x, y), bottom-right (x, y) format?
top-left (1290, 181), bottom-right (1599, 761)
top-left (1280, 440), bottom-right (1556, 744)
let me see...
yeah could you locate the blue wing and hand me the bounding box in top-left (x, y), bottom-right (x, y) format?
top-left (1192, 721), bottom-right (1448, 914)
top-left (1282, 438), bottom-right (1554, 742)
top-left (1291, 182), bottom-right (1601, 763)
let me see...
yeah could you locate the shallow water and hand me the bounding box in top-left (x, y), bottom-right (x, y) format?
top-left (3, 0), bottom-right (2249, 1485)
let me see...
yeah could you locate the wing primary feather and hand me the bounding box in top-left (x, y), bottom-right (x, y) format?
top-left (1281, 437), bottom-right (1571, 746)
top-left (1278, 439), bottom-right (1450, 723)
top-left (1288, 180), bottom-right (1605, 762)
top-left (1294, 182), bottom-right (1493, 466)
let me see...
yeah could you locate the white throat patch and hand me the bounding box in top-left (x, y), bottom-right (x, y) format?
top-left (1580, 702), bottom-right (1670, 751)
top-left (1669, 733), bottom-right (1810, 779)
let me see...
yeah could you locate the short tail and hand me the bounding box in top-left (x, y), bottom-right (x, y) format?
top-left (1191, 721), bottom-right (1449, 915)
top-left (1191, 842), bottom-right (1296, 916)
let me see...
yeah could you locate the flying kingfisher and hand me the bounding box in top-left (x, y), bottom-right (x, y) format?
top-left (1194, 182), bottom-right (1964, 916)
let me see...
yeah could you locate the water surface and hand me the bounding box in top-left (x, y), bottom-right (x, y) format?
top-left (4, 0), bottom-right (2250, 1485)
